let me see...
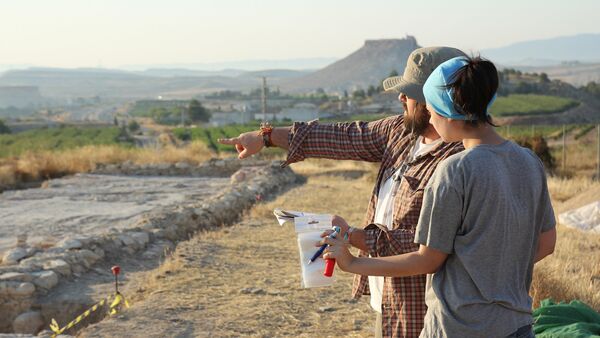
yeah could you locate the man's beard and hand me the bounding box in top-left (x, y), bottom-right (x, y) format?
top-left (403, 102), bottom-right (430, 136)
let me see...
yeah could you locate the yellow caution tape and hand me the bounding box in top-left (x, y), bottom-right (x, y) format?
top-left (109, 292), bottom-right (130, 315)
top-left (49, 292), bottom-right (130, 337)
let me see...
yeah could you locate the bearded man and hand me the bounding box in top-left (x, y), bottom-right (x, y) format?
top-left (219, 47), bottom-right (467, 338)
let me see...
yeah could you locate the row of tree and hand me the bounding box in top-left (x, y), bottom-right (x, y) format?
top-left (496, 69), bottom-right (553, 96)
top-left (206, 87), bottom-right (288, 100)
top-left (350, 70), bottom-right (400, 100)
top-left (0, 120), bottom-right (10, 134)
top-left (147, 99), bottom-right (211, 125)
top-left (582, 81), bottom-right (600, 99)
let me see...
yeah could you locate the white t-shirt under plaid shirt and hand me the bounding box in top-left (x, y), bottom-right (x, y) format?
top-left (369, 136), bottom-right (442, 313)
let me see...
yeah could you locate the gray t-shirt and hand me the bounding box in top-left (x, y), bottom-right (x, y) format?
top-left (414, 141), bottom-right (556, 338)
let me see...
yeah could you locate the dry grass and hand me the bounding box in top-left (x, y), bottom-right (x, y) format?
top-left (0, 141), bottom-right (215, 190)
top-left (547, 176), bottom-right (600, 203)
top-left (550, 130), bottom-right (600, 177)
top-left (531, 224), bottom-right (600, 310)
top-left (0, 164), bottom-right (17, 187)
top-left (533, 176), bottom-right (600, 310)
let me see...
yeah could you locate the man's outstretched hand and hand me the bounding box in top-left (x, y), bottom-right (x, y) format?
top-left (218, 131), bottom-right (263, 159)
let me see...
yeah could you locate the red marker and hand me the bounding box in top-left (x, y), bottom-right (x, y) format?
top-left (323, 257), bottom-right (335, 277)
top-left (111, 265), bottom-right (121, 294)
top-left (323, 226), bottom-right (341, 277)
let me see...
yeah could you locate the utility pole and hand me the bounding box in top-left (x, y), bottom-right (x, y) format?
top-left (562, 125), bottom-right (567, 173)
top-left (597, 124), bottom-right (600, 180)
top-left (261, 77), bottom-right (270, 121)
top-left (180, 105), bottom-right (185, 127)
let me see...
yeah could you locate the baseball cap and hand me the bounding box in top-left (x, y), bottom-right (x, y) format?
top-left (382, 46), bottom-right (467, 103)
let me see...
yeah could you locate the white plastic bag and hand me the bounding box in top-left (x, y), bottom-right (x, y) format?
top-left (294, 214), bottom-right (335, 288)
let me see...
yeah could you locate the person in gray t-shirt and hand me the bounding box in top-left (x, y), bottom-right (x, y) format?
top-left (323, 56), bottom-right (556, 338)
top-left (415, 140), bottom-right (555, 338)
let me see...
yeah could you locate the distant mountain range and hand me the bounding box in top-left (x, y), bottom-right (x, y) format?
top-left (0, 67), bottom-right (312, 99)
top-left (2, 33), bottom-right (600, 100)
top-left (478, 33), bottom-right (600, 86)
top-left (117, 57), bottom-right (338, 72)
top-left (481, 33), bottom-right (600, 66)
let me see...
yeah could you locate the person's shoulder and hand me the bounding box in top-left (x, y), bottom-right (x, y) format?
top-left (377, 114), bottom-right (405, 129)
top-left (453, 141), bottom-right (503, 165)
top-left (513, 141), bottom-right (539, 159)
top-left (439, 149), bottom-right (466, 169)
top-left (433, 149), bottom-right (469, 182)
top-left (426, 152), bottom-right (467, 191)
top-left (431, 141), bottom-right (465, 167)
top-left (462, 141), bottom-right (543, 171)
top-left (437, 141), bottom-right (464, 158)
top-left (364, 114), bottom-right (406, 137)
top-left (510, 141), bottom-right (547, 172)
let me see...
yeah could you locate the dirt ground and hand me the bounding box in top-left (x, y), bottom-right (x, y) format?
top-left (74, 159), bottom-right (599, 337)
top-left (79, 160), bottom-right (379, 337)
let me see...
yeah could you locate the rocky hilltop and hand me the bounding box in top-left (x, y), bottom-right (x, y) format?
top-left (282, 37), bottom-right (420, 92)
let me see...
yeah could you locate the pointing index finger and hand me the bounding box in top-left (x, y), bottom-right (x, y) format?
top-left (217, 137), bottom-right (239, 145)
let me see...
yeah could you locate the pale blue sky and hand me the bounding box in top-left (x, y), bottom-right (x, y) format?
top-left (1, 0), bottom-right (599, 68)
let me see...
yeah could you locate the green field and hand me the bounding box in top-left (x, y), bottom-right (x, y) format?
top-left (128, 100), bottom-right (189, 117)
top-left (496, 124), bottom-right (597, 140)
top-left (490, 94), bottom-right (579, 117)
top-left (174, 125), bottom-right (257, 153)
top-left (0, 126), bottom-right (129, 158)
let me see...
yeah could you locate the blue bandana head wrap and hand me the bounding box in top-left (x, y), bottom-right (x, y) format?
top-left (423, 56), bottom-right (496, 120)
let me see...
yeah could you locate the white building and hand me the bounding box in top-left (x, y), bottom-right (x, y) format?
top-left (255, 103), bottom-right (322, 122)
top-left (209, 110), bottom-right (253, 126)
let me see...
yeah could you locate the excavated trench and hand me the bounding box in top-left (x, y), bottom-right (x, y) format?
top-left (0, 158), bottom-right (298, 336)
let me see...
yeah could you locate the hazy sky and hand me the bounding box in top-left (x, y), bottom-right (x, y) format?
top-left (1, 0), bottom-right (599, 68)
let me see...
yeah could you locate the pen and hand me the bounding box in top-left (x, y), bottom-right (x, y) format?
top-left (307, 226), bottom-right (340, 265)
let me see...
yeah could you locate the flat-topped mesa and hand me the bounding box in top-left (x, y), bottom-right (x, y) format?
top-left (363, 36), bottom-right (419, 49)
top-left (283, 35), bottom-right (421, 92)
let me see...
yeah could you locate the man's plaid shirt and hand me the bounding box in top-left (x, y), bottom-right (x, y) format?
top-left (281, 116), bottom-right (463, 338)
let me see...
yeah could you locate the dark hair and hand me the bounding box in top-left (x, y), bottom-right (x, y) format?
top-left (445, 56), bottom-right (498, 126)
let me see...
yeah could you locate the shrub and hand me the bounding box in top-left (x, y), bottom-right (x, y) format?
top-left (514, 135), bottom-right (555, 172)
top-left (128, 120), bottom-right (140, 132)
top-left (0, 120), bottom-right (10, 134)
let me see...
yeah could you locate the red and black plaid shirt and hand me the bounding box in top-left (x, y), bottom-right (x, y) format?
top-left (282, 116), bottom-right (463, 338)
